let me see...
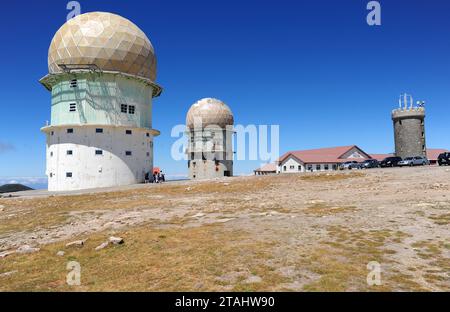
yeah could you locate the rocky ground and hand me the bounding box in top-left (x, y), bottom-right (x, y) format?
top-left (0, 166), bottom-right (448, 291)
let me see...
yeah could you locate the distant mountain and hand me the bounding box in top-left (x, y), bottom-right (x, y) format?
top-left (0, 184), bottom-right (33, 194)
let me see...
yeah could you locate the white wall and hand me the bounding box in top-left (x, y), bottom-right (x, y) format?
top-left (280, 156), bottom-right (304, 173)
top-left (44, 125), bottom-right (154, 191)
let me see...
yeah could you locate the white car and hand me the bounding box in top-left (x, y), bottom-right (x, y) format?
top-left (398, 156), bottom-right (429, 167)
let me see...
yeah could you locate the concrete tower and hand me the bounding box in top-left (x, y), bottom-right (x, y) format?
top-left (40, 12), bottom-right (162, 191)
top-left (392, 94), bottom-right (426, 159)
top-left (186, 98), bottom-right (234, 180)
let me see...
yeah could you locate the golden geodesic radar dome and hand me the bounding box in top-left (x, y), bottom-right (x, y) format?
top-left (48, 12), bottom-right (156, 81)
top-left (186, 98), bottom-right (234, 129)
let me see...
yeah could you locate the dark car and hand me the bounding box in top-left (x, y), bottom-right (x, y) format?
top-left (359, 159), bottom-right (379, 169)
top-left (379, 156), bottom-right (402, 168)
top-left (438, 152), bottom-right (450, 166)
top-left (340, 161), bottom-right (359, 170)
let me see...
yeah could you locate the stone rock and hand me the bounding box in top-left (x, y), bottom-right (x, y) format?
top-left (0, 270), bottom-right (18, 277)
top-left (66, 239), bottom-right (87, 248)
top-left (0, 250), bottom-right (15, 258)
top-left (56, 251), bottom-right (65, 257)
top-left (243, 275), bottom-right (262, 284)
top-left (95, 242), bottom-right (109, 251)
top-left (16, 245), bottom-right (40, 254)
top-left (109, 236), bottom-right (124, 245)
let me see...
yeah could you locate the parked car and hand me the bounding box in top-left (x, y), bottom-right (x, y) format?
top-left (379, 156), bottom-right (402, 167)
top-left (438, 152), bottom-right (450, 166)
top-left (398, 156), bottom-right (429, 167)
top-left (359, 159), bottom-right (379, 169)
top-left (340, 161), bottom-right (359, 170)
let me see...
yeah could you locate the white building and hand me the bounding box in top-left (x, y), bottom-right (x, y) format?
top-left (186, 98), bottom-right (234, 180)
top-left (277, 145), bottom-right (371, 173)
top-left (40, 12), bottom-right (162, 191)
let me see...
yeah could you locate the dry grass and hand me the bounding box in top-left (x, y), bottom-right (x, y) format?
top-left (304, 203), bottom-right (358, 216)
top-left (0, 223), bottom-right (286, 291)
top-left (428, 213), bottom-right (450, 225)
top-left (299, 227), bottom-right (426, 291)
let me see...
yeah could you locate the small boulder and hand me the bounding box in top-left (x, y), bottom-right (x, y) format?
top-left (0, 270), bottom-right (18, 277)
top-left (95, 242), bottom-right (109, 251)
top-left (66, 239), bottom-right (87, 248)
top-left (16, 245), bottom-right (40, 254)
top-left (0, 250), bottom-right (15, 258)
top-left (109, 236), bottom-right (124, 245)
top-left (243, 275), bottom-right (262, 284)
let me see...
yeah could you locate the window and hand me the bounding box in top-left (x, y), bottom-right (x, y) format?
top-left (146, 152), bottom-right (150, 157)
top-left (316, 165), bottom-right (321, 171)
top-left (50, 173), bottom-right (53, 178)
top-left (50, 151), bottom-right (53, 157)
top-left (146, 133), bottom-right (150, 137)
top-left (51, 131), bottom-right (54, 136)
top-left (95, 150), bottom-right (103, 155)
top-left (67, 128), bottom-right (74, 134)
top-left (290, 165), bottom-right (295, 169)
top-left (67, 150), bottom-right (73, 155)
top-left (128, 105), bottom-right (135, 114)
top-left (70, 79), bottom-right (77, 88)
top-left (126, 130), bottom-right (132, 135)
top-left (96, 128), bottom-right (103, 133)
top-left (69, 103), bottom-right (76, 112)
top-left (283, 166), bottom-right (287, 171)
top-left (307, 165), bottom-right (313, 171)
top-left (324, 164), bottom-right (329, 170)
top-left (121, 104), bottom-right (128, 113)
top-left (66, 172), bottom-right (73, 178)
top-left (125, 151), bottom-right (132, 156)
top-left (298, 165), bottom-right (301, 171)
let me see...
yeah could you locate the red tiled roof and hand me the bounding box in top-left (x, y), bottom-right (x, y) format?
top-left (427, 149), bottom-right (449, 161)
top-left (278, 145), bottom-right (370, 164)
top-left (254, 163), bottom-right (277, 172)
top-left (370, 153), bottom-right (394, 161)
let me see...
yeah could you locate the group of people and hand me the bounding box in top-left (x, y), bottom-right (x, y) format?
top-left (144, 170), bottom-right (165, 184)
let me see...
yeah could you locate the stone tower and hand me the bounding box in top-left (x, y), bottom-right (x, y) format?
top-left (392, 94), bottom-right (426, 159)
top-left (186, 98), bottom-right (234, 180)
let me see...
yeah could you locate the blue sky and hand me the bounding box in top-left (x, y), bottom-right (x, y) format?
top-left (0, 0), bottom-right (449, 188)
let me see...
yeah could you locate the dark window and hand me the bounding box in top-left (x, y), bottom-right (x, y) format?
top-left (125, 151), bottom-right (132, 156)
top-left (96, 128), bottom-right (103, 133)
top-left (95, 150), bottom-right (103, 155)
top-left (70, 79), bottom-right (77, 88)
top-left (324, 164), bottom-right (329, 170)
top-left (128, 105), bottom-right (135, 114)
top-left (298, 165), bottom-right (302, 171)
top-left (146, 133), bottom-right (150, 137)
top-left (50, 151), bottom-right (53, 157)
top-left (126, 130), bottom-right (132, 135)
top-left (50, 173), bottom-right (53, 178)
top-left (146, 152), bottom-right (150, 157)
top-left (224, 171), bottom-right (231, 177)
top-left (50, 131), bottom-right (54, 136)
top-left (283, 166), bottom-right (287, 171)
top-left (66, 172), bottom-right (73, 178)
top-left (67, 150), bottom-right (73, 155)
top-left (69, 103), bottom-right (76, 112)
top-left (67, 128), bottom-right (74, 134)
top-left (121, 104), bottom-right (128, 113)
top-left (316, 165), bottom-right (321, 171)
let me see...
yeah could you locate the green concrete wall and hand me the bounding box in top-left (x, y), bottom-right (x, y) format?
top-left (50, 72), bottom-right (153, 128)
